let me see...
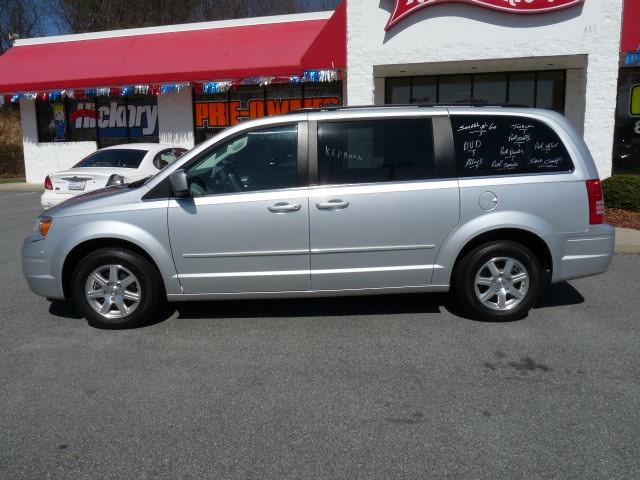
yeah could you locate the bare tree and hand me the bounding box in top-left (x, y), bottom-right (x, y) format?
top-left (195, 0), bottom-right (249, 21)
top-left (46, 0), bottom-right (201, 33)
top-left (156, 0), bottom-right (339, 22)
top-left (0, 0), bottom-right (42, 53)
top-left (44, 0), bottom-right (342, 34)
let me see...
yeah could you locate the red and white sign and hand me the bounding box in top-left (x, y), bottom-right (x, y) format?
top-left (622, 0), bottom-right (640, 53)
top-left (386, 0), bottom-right (585, 31)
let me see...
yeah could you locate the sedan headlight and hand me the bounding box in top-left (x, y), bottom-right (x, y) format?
top-left (106, 174), bottom-right (127, 186)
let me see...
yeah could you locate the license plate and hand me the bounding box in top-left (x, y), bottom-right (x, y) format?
top-left (68, 181), bottom-right (85, 191)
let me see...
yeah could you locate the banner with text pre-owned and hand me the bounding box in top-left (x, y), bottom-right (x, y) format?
top-left (194, 83), bottom-right (342, 144)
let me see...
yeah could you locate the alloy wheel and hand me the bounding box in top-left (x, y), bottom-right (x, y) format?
top-left (474, 257), bottom-right (529, 311)
top-left (84, 264), bottom-right (141, 319)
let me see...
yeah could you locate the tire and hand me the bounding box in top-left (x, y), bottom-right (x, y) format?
top-left (71, 248), bottom-right (164, 329)
top-left (452, 241), bottom-right (543, 322)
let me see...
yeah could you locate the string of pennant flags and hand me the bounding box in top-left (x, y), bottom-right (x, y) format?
top-left (0, 69), bottom-right (341, 106)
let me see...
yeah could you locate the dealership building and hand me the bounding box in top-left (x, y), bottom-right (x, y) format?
top-left (0, 0), bottom-right (635, 182)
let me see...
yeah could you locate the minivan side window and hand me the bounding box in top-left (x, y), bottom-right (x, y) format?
top-left (184, 125), bottom-right (298, 196)
top-left (317, 119), bottom-right (435, 185)
top-left (451, 115), bottom-right (574, 177)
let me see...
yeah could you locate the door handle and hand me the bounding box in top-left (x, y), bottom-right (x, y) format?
top-left (316, 199), bottom-right (350, 210)
top-left (268, 202), bottom-right (302, 213)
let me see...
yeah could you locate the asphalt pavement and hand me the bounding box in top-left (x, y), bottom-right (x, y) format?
top-left (1, 191), bottom-right (639, 480)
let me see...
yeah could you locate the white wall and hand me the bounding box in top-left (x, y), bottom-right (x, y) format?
top-left (158, 87), bottom-right (195, 149)
top-left (20, 99), bottom-right (98, 184)
top-left (347, 0), bottom-right (623, 177)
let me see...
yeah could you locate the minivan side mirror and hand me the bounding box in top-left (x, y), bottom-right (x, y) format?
top-left (169, 169), bottom-right (190, 197)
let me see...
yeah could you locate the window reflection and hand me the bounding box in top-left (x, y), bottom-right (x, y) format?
top-left (385, 70), bottom-right (565, 112)
top-left (508, 72), bottom-right (536, 106)
top-left (473, 73), bottom-right (507, 104)
top-left (439, 75), bottom-right (472, 104)
top-left (412, 77), bottom-right (437, 104)
top-left (385, 77), bottom-right (411, 104)
top-left (536, 71), bottom-right (565, 111)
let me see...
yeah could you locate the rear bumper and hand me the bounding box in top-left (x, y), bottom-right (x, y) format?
top-left (41, 190), bottom-right (75, 209)
top-left (22, 237), bottom-right (64, 299)
top-left (553, 224), bottom-right (615, 283)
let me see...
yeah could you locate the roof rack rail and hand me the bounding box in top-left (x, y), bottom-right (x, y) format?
top-left (290, 102), bottom-right (529, 114)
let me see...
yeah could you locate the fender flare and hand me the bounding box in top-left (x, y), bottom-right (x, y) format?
top-left (432, 211), bottom-right (558, 285)
top-left (53, 220), bottom-right (182, 296)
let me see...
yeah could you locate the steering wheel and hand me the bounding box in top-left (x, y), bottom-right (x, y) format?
top-left (212, 161), bottom-right (243, 192)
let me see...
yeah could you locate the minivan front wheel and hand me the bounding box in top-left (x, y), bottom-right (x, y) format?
top-left (71, 248), bottom-right (163, 329)
top-left (453, 241), bottom-right (543, 322)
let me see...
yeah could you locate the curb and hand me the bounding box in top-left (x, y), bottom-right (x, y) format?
top-left (615, 228), bottom-right (640, 254)
top-left (0, 183), bottom-right (42, 192)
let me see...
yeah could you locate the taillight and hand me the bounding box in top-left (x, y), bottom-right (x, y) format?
top-left (44, 175), bottom-right (53, 190)
top-left (586, 179), bottom-right (605, 225)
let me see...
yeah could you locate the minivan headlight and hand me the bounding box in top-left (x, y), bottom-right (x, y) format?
top-left (106, 174), bottom-right (127, 186)
top-left (37, 217), bottom-right (53, 237)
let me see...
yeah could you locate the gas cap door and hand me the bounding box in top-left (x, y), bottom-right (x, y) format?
top-left (479, 191), bottom-right (498, 211)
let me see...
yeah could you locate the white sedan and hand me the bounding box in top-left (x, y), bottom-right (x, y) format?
top-left (41, 143), bottom-right (187, 209)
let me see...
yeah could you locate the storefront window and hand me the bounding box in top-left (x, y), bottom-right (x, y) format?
top-left (266, 84), bottom-right (303, 102)
top-left (473, 73), bottom-right (507, 104)
top-left (412, 77), bottom-right (437, 103)
top-left (385, 77), bottom-right (411, 104)
top-left (536, 71), bottom-right (565, 111)
top-left (193, 82), bottom-right (342, 144)
top-left (613, 69), bottom-right (640, 174)
top-left (508, 72), bottom-right (536, 107)
top-left (68, 99), bottom-right (98, 142)
top-left (384, 70), bottom-right (565, 112)
top-left (439, 75), bottom-right (472, 104)
top-left (36, 95), bottom-right (159, 147)
top-left (304, 82), bottom-right (342, 103)
top-left (229, 85), bottom-right (265, 125)
top-left (37, 101), bottom-right (71, 142)
top-left (95, 95), bottom-right (159, 147)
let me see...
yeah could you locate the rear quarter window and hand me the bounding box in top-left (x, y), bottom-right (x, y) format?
top-left (451, 115), bottom-right (574, 177)
top-left (73, 149), bottom-right (147, 169)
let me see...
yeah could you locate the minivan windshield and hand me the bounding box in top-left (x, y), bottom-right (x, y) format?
top-left (74, 149), bottom-right (147, 169)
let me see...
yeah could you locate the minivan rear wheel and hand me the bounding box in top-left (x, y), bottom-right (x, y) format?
top-left (453, 241), bottom-right (543, 322)
top-left (71, 248), bottom-right (163, 329)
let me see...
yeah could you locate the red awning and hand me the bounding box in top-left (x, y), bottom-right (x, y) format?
top-left (622, 0), bottom-right (640, 53)
top-left (0, 3), bottom-right (345, 94)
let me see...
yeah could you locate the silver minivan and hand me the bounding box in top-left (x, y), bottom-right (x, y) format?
top-left (23, 106), bottom-right (615, 328)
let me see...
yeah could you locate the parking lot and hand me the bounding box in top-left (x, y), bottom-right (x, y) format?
top-left (1, 190), bottom-right (639, 479)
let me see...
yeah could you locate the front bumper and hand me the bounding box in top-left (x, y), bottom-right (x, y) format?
top-left (22, 236), bottom-right (64, 299)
